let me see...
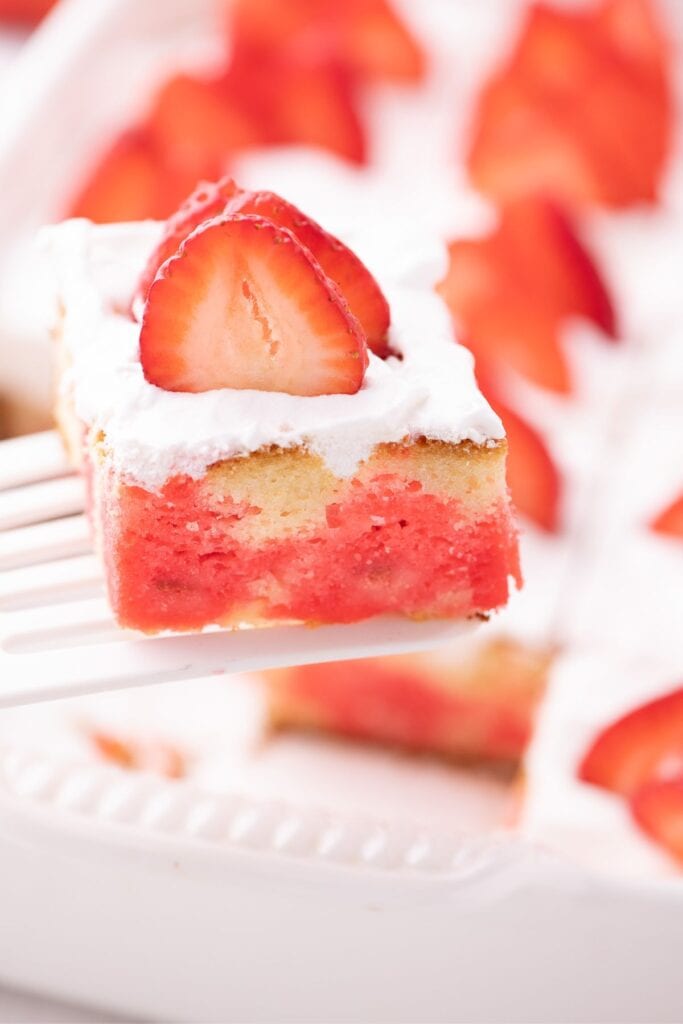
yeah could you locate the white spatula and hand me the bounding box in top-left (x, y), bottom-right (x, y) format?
top-left (0, 431), bottom-right (474, 708)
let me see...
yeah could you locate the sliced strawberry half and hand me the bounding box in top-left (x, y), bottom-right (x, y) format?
top-left (229, 0), bottom-right (424, 84)
top-left (136, 178), bottom-right (391, 356)
top-left (630, 774), bottom-right (683, 866)
top-left (140, 215), bottom-right (368, 396)
top-left (437, 196), bottom-right (615, 394)
top-left (651, 493), bottom-right (683, 540)
top-left (578, 686), bottom-right (683, 797)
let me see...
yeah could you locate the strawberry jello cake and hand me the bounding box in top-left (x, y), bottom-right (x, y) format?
top-left (265, 638), bottom-right (550, 768)
top-left (46, 179), bottom-right (520, 634)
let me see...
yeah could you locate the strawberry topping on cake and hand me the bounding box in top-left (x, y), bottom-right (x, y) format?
top-left (139, 214), bottom-right (369, 396)
top-left (650, 493), bottom-right (683, 540)
top-left (579, 686), bottom-right (683, 867)
top-left (579, 686), bottom-right (683, 798)
top-left (437, 195), bottom-right (616, 395)
top-left (467, 0), bottom-right (672, 208)
top-left (230, 0), bottom-right (425, 86)
top-left (135, 177), bottom-right (391, 356)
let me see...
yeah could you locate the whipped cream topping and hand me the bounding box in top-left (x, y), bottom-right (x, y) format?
top-left (43, 217), bottom-right (503, 490)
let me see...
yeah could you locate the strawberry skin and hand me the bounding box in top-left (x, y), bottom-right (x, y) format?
top-left (651, 494), bottom-right (683, 540)
top-left (140, 215), bottom-right (368, 396)
top-left (578, 686), bottom-right (683, 797)
top-left (631, 775), bottom-right (683, 866)
top-left (135, 178), bottom-right (391, 357)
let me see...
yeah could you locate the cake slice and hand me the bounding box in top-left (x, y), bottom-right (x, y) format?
top-left (48, 180), bottom-right (519, 634)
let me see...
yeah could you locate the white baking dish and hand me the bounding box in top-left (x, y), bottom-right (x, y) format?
top-left (0, 674), bottom-right (682, 1024)
top-left (0, 0), bottom-right (682, 1019)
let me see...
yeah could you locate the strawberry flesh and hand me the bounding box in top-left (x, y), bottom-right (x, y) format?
top-left (136, 177), bottom-right (391, 357)
top-left (140, 214), bottom-right (368, 396)
top-left (224, 189), bottom-right (390, 355)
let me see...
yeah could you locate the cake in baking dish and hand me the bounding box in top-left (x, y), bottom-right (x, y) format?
top-left (265, 638), bottom-right (551, 767)
top-left (47, 179), bottom-right (520, 633)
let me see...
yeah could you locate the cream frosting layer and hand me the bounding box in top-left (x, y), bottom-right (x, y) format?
top-left (43, 218), bottom-right (503, 490)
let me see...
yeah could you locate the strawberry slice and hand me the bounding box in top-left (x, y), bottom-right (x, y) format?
top-left (68, 130), bottom-right (172, 224)
top-left (228, 51), bottom-right (366, 164)
top-left (0, 0), bottom-right (55, 25)
top-left (336, 0), bottom-right (425, 83)
top-left (489, 388), bottom-right (561, 533)
top-left (68, 128), bottom-right (206, 224)
top-left (596, 0), bottom-right (672, 79)
top-left (146, 74), bottom-right (262, 181)
top-left (578, 686), bottom-right (683, 796)
top-left (89, 730), bottom-right (186, 780)
top-left (437, 196), bottom-right (615, 394)
top-left (651, 493), bottom-right (683, 540)
top-left (630, 775), bottom-right (683, 866)
top-left (140, 215), bottom-right (368, 396)
top-left (467, 0), bottom-right (672, 209)
top-left (230, 0), bottom-right (424, 84)
top-left (136, 178), bottom-right (391, 356)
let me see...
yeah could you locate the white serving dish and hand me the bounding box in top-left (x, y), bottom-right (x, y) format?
top-left (0, 674), bottom-right (682, 1024)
